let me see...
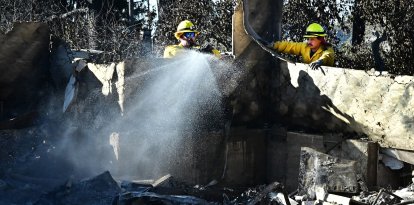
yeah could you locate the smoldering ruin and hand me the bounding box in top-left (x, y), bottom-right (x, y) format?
top-left (1, 2), bottom-right (414, 205)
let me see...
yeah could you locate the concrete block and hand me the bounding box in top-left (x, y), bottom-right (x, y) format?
top-left (328, 139), bottom-right (378, 188)
top-left (298, 147), bottom-right (359, 199)
top-left (285, 132), bottom-right (325, 192)
top-left (267, 131), bottom-right (343, 192)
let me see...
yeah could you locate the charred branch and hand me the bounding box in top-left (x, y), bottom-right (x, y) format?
top-left (47, 8), bottom-right (89, 21)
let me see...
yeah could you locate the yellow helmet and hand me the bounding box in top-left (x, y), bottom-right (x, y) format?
top-left (303, 23), bottom-right (327, 38)
top-left (174, 20), bottom-right (200, 39)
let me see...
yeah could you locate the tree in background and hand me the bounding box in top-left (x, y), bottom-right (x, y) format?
top-left (281, 0), bottom-right (414, 75)
top-left (154, 0), bottom-right (235, 56)
top-left (0, 0), bottom-right (156, 62)
top-left (1, 0), bottom-right (412, 73)
top-left (360, 0), bottom-right (414, 74)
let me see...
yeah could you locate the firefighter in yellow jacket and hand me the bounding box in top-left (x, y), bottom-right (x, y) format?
top-left (164, 20), bottom-right (221, 58)
top-left (267, 23), bottom-right (335, 69)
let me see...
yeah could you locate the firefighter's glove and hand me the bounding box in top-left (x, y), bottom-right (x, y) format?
top-left (309, 60), bottom-right (323, 70)
top-left (198, 44), bottom-right (214, 54)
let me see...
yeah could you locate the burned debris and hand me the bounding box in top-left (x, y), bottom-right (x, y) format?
top-left (35, 171), bottom-right (121, 205)
top-left (1, 125), bottom-right (414, 204)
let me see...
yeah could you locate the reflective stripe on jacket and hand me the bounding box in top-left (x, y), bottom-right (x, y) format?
top-left (163, 44), bottom-right (221, 58)
top-left (272, 41), bottom-right (335, 66)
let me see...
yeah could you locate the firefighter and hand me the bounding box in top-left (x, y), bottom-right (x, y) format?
top-left (265, 23), bottom-right (335, 69)
top-left (163, 20), bottom-right (221, 58)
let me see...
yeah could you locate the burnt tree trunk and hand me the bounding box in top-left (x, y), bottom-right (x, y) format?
top-left (351, 0), bottom-right (365, 46)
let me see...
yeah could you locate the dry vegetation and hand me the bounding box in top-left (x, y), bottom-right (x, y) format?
top-left (1, 0), bottom-right (413, 74)
top-left (282, 0), bottom-right (414, 74)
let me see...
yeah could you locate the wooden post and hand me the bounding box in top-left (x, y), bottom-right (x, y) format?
top-left (366, 142), bottom-right (379, 188)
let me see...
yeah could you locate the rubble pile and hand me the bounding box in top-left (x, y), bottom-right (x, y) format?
top-left (30, 171), bottom-right (414, 204)
top-left (1, 138), bottom-right (413, 205)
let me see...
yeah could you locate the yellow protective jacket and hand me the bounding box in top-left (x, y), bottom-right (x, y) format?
top-left (272, 41), bottom-right (335, 66)
top-left (163, 44), bottom-right (221, 58)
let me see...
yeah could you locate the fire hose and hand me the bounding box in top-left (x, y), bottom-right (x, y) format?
top-left (242, 0), bottom-right (294, 64)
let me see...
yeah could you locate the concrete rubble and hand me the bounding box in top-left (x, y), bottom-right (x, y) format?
top-left (1, 126), bottom-right (413, 204)
top-left (3, 95), bottom-right (411, 203)
top-left (31, 171), bottom-right (414, 205)
top-left (298, 147), bottom-right (359, 198)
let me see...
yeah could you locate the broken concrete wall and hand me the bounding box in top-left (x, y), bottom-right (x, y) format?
top-left (277, 63), bottom-right (414, 151)
top-left (0, 23), bottom-right (50, 119)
